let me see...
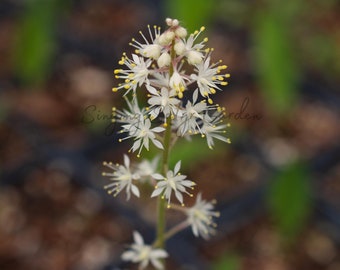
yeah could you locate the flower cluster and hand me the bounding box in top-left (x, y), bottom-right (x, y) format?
top-left (103, 18), bottom-right (230, 269)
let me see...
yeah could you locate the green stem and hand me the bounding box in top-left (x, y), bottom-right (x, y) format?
top-left (156, 116), bottom-right (172, 249)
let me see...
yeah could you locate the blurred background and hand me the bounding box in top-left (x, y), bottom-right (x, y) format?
top-left (0, 0), bottom-right (339, 269)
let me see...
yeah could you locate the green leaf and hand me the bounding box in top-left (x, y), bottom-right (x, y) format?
top-left (253, 11), bottom-right (300, 114)
top-left (267, 162), bottom-right (312, 241)
top-left (12, 0), bottom-right (60, 86)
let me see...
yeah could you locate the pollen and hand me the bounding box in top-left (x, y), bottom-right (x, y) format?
top-left (112, 87), bottom-right (118, 92)
top-left (200, 26), bottom-right (205, 31)
top-left (221, 82), bottom-right (228, 86)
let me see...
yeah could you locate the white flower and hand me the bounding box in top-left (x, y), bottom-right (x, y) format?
top-left (147, 85), bottom-right (180, 119)
top-left (176, 89), bottom-right (207, 136)
top-left (186, 50), bottom-right (203, 65)
top-left (135, 156), bottom-right (159, 183)
top-left (122, 231), bottom-right (168, 270)
top-left (175, 26), bottom-right (187, 38)
top-left (201, 110), bottom-right (230, 149)
top-left (151, 161), bottom-right (196, 206)
top-left (157, 52), bottom-right (171, 68)
top-left (113, 54), bottom-right (152, 95)
top-left (113, 96), bottom-right (145, 131)
top-left (130, 25), bottom-right (162, 60)
top-left (180, 26), bottom-right (208, 64)
top-left (169, 71), bottom-right (186, 97)
top-left (128, 118), bottom-right (165, 157)
top-left (186, 193), bottom-right (220, 239)
top-left (190, 56), bottom-right (229, 103)
top-left (102, 155), bottom-right (140, 200)
top-left (174, 40), bottom-right (186, 56)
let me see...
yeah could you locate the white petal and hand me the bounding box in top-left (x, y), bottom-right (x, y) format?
top-left (146, 85), bottom-right (159, 95)
top-left (174, 160), bottom-right (181, 175)
top-left (152, 173), bottom-right (164, 180)
top-left (124, 154), bottom-right (130, 167)
top-left (152, 139), bottom-right (164, 149)
top-left (151, 188), bottom-right (164, 198)
top-left (133, 231), bottom-right (144, 245)
top-left (131, 185), bottom-right (140, 197)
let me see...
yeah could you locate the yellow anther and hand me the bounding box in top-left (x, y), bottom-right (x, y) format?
top-left (167, 204), bottom-right (171, 209)
top-left (221, 82), bottom-right (228, 86)
top-left (118, 60), bottom-right (124, 65)
top-left (208, 98), bottom-right (213, 104)
top-left (101, 172), bottom-right (106, 176)
top-left (200, 26), bottom-right (205, 31)
top-left (112, 87), bottom-right (118, 92)
top-left (210, 88), bottom-right (216, 94)
top-left (125, 79), bottom-right (130, 83)
top-left (135, 49), bottom-right (140, 54)
top-left (163, 122), bottom-right (168, 127)
top-left (114, 69), bottom-right (121, 74)
top-left (124, 85), bottom-right (130, 90)
top-left (193, 30), bottom-right (199, 35)
top-left (212, 76), bottom-right (216, 80)
top-left (225, 73), bottom-right (231, 78)
top-left (218, 76), bottom-right (224, 80)
top-left (178, 92), bottom-right (183, 99)
top-left (115, 75), bottom-right (119, 79)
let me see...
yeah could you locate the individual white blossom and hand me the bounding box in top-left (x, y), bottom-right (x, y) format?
top-left (122, 231), bottom-right (168, 269)
top-left (135, 156), bottom-right (159, 183)
top-left (186, 193), bottom-right (220, 239)
top-left (201, 110), bottom-right (231, 149)
top-left (169, 70), bottom-right (186, 97)
top-left (151, 161), bottom-right (196, 207)
top-left (157, 52), bottom-right (171, 68)
top-left (130, 25), bottom-right (162, 60)
top-left (175, 89), bottom-right (207, 136)
top-left (102, 155), bottom-right (140, 200)
top-left (113, 54), bottom-right (152, 95)
top-left (190, 55), bottom-right (229, 103)
top-left (127, 118), bottom-right (165, 157)
top-left (147, 85), bottom-right (180, 119)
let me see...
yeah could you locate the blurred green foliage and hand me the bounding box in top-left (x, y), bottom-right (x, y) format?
top-left (213, 252), bottom-right (241, 270)
top-left (164, 0), bottom-right (214, 32)
top-left (12, 0), bottom-right (63, 86)
top-left (253, 6), bottom-right (300, 114)
top-left (267, 162), bottom-right (312, 242)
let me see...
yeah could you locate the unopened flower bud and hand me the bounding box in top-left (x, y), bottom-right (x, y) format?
top-left (158, 31), bottom-right (175, 46)
top-left (157, 52), bottom-right (171, 67)
top-left (166, 18), bottom-right (173, 26)
top-left (187, 50), bottom-right (203, 65)
top-left (174, 41), bottom-right (186, 56)
top-left (172, 19), bottom-right (179, 27)
top-left (175, 27), bottom-right (187, 38)
top-left (141, 44), bottom-right (161, 60)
